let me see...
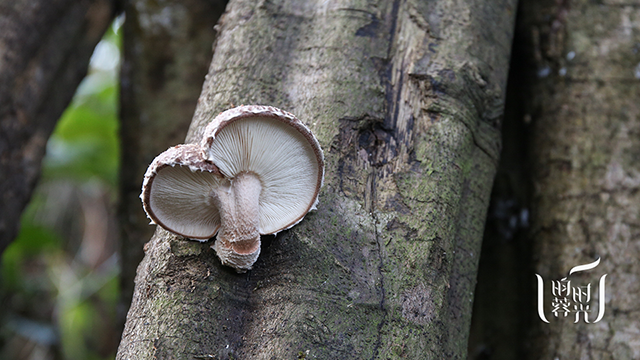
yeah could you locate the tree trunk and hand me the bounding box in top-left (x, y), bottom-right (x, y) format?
top-left (521, 0), bottom-right (640, 358)
top-left (117, 0), bottom-right (516, 358)
top-left (0, 0), bottom-right (116, 254)
top-left (118, 0), bottom-right (227, 325)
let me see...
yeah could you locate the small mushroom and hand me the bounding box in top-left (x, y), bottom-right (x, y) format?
top-left (141, 105), bottom-right (324, 272)
top-left (141, 144), bottom-right (224, 240)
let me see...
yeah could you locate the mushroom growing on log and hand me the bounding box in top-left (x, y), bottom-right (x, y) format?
top-left (141, 105), bottom-right (324, 272)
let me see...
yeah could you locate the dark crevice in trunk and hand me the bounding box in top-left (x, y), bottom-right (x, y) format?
top-left (467, 4), bottom-right (538, 359)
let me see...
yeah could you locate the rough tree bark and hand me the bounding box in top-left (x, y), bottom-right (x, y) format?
top-left (0, 0), bottom-right (116, 254)
top-left (118, 0), bottom-right (227, 324)
top-left (520, 0), bottom-right (640, 359)
top-left (117, 0), bottom-right (516, 358)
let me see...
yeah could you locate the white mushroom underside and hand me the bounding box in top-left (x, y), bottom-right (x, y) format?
top-left (208, 117), bottom-right (320, 234)
top-left (149, 166), bottom-right (224, 239)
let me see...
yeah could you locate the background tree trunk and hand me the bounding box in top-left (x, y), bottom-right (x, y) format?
top-left (519, 0), bottom-right (640, 359)
top-left (0, 0), bottom-right (116, 254)
top-left (117, 0), bottom-right (516, 358)
top-left (117, 0), bottom-right (227, 325)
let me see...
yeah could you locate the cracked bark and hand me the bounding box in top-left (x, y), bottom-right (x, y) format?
top-left (518, 0), bottom-right (640, 359)
top-left (117, 0), bottom-right (516, 358)
top-left (0, 0), bottom-right (116, 254)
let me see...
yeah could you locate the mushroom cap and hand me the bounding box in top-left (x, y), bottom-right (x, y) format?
top-left (201, 105), bottom-right (324, 235)
top-left (141, 144), bottom-right (225, 240)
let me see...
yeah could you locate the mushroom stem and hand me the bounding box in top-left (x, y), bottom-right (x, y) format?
top-left (211, 171), bottom-right (262, 271)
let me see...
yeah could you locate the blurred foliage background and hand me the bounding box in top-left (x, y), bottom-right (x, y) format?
top-left (1, 17), bottom-right (124, 360)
